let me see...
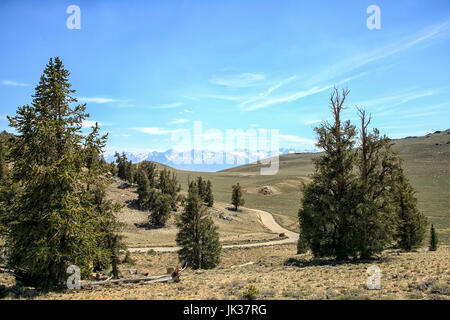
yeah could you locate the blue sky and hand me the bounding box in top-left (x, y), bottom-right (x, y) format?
top-left (1, 0), bottom-right (449, 155)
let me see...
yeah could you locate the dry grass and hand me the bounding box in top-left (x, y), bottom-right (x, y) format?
top-left (2, 244), bottom-right (447, 300)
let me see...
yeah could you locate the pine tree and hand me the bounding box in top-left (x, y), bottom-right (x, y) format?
top-left (0, 140), bottom-right (6, 183)
top-left (231, 183), bottom-right (245, 211)
top-left (429, 224), bottom-right (438, 251)
top-left (197, 176), bottom-right (205, 199)
top-left (176, 182), bottom-right (221, 269)
top-left (298, 88), bottom-right (360, 260)
top-left (84, 122), bottom-right (107, 170)
top-left (392, 171), bottom-right (427, 251)
top-left (205, 180), bottom-right (214, 207)
top-left (115, 152), bottom-right (128, 181)
top-left (354, 108), bottom-right (399, 258)
top-left (85, 126), bottom-right (126, 279)
top-left (4, 57), bottom-right (103, 289)
top-left (90, 180), bottom-right (125, 278)
top-left (140, 161), bottom-right (157, 188)
top-left (150, 193), bottom-right (172, 227)
top-left (136, 168), bottom-right (151, 210)
top-left (159, 168), bottom-right (179, 209)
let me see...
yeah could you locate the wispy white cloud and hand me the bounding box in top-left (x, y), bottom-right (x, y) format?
top-left (204, 94), bottom-right (243, 101)
top-left (133, 127), bottom-right (182, 135)
top-left (168, 118), bottom-right (190, 125)
top-left (0, 114), bottom-right (8, 120)
top-left (239, 75), bottom-right (297, 108)
top-left (151, 102), bottom-right (184, 109)
top-left (310, 20), bottom-right (450, 85)
top-left (242, 72), bottom-right (367, 111)
top-left (2, 80), bottom-right (28, 87)
top-left (211, 72), bottom-right (266, 87)
top-left (77, 97), bottom-right (118, 104)
top-left (358, 88), bottom-right (441, 114)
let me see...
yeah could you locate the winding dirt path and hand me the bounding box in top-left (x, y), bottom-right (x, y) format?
top-left (128, 207), bottom-right (299, 253)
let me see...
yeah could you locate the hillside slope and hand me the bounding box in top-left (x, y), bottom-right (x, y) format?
top-left (211, 129), bottom-right (450, 244)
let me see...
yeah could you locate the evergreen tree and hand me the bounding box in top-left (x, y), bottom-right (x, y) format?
top-left (354, 108), bottom-right (400, 258)
top-left (136, 168), bottom-right (151, 210)
top-left (83, 122), bottom-right (107, 170)
top-left (429, 224), bottom-right (438, 251)
top-left (140, 161), bottom-right (157, 188)
top-left (85, 125), bottom-right (126, 279)
top-left (0, 140), bottom-right (6, 183)
top-left (149, 193), bottom-right (172, 227)
top-left (176, 182), bottom-right (221, 269)
top-left (115, 152), bottom-right (127, 181)
top-left (392, 171), bottom-right (427, 251)
top-left (205, 180), bottom-right (214, 207)
top-left (298, 88), bottom-right (360, 260)
top-left (159, 168), bottom-right (179, 209)
top-left (3, 57), bottom-right (103, 289)
top-left (197, 176), bottom-right (205, 199)
top-left (90, 180), bottom-right (125, 279)
top-left (231, 183), bottom-right (245, 211)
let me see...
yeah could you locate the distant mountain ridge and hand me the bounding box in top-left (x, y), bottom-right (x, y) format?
top-left (104, 147), bottom-right (318, 172)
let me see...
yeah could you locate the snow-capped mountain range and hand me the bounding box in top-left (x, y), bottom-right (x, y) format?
top-left (104, 148), bottom-right (317, 172)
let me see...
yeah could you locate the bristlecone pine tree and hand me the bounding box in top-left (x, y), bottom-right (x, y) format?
top-left (140, 161), bottom-right (157, 188)
top-left (150, 193), bottom-right (172, 227)
top-left (205, 180), bottom-right (214, 207)
top-left (159, 168), bottom-right (179, 209)
top-left (298, 88), bottom-right (360, 260)
top-left (176, 182), bottom-right (221, 269)
top-left (2, 57), bottom-right (124, 289)
top-left (85, 125), bottom-right (126, 279)
top-left (392, 171), bottom-right (427, 251)
top-left (298, 88), bottom-right (427, 259)
top-left (231, 183), bottom-right (245, 211)
top-left (354, 108), bottom-right (400, 259)
top-left (136, 168), bottom-right (151, 210)
top-left (429, 224), bottom-right (438, 251)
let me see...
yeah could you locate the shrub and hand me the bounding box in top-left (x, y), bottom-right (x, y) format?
top-left (242, 285), bottom-right (259, 300)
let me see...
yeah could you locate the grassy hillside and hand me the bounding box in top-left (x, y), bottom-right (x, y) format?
top-left (172, 129), bottom-right (450, 244)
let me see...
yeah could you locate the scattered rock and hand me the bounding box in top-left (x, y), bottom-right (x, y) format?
top-left (118, 182), bottom-right (133, 189)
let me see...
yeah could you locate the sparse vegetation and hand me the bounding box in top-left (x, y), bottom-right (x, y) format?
top-left (242, 285), bottom-right (259, 300)
top-left (430, 224), bottom-right (438, 251)
top-left (232, 183), bottom-right (245, 211)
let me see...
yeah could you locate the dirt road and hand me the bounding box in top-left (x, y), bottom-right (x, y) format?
top-left (128, 206), bottom-right (299, 253)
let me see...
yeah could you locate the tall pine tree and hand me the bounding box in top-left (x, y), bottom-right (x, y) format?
top-left (3, 57), bottom-right (122, 289)
top-left (205, 180), bottom-right (214, 207)
top-left (392, 170), bottom-right (427, 251)
top-left (176, 182), bottom-right (221, 269)
top-left (298, 88), bottom-right (360, 260)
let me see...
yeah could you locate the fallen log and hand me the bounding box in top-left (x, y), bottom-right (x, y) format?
top-left (230, 261), bottom-right (254, 269)
top-left (80, 272), bottom-right (179, 288)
